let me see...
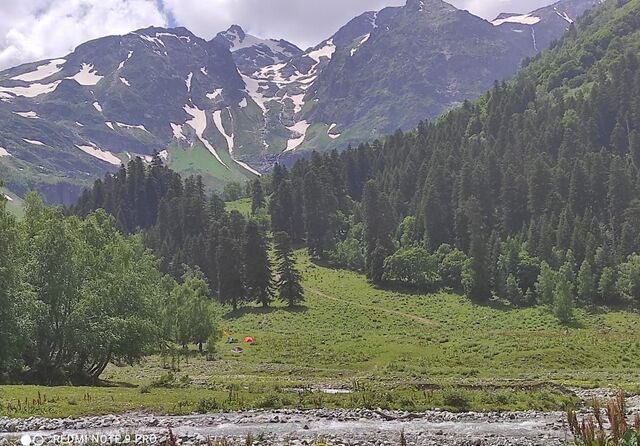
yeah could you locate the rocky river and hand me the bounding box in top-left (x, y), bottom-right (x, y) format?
top-left (0, 390), bottom-right (637, 446)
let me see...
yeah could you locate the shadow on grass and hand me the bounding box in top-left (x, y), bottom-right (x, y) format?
top-left (98, 380), bottom-right (138, 388)
top-left (223, 304), bottom-right (309, 319)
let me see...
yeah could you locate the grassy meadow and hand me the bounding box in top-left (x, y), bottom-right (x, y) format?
top-left (1, 251), bottom-right (639, 418)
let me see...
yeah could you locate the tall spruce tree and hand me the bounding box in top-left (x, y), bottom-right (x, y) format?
top-left (217, 228), bottom-right (245, 311)
top-left (274, 232), bottom-right (304, 307)
top-left (362, 180), bottom-right (394, 283)
top-left (463, 197), bottom-right (491, 302)
top-left (250, 179), bottom-right (265, 215)
top-left (244, 221), bottom-right (273, 307)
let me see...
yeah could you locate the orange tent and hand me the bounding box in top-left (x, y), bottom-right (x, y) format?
top-left (243, 337), bottom-right (255, 344)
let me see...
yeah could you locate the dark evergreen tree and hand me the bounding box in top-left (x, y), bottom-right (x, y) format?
top-left (274, 232), bottom-right (304, 307)
top-left (244, 221), bottom-right (273, 307)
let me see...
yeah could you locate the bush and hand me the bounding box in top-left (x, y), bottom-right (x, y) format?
top-left (442, 389), bottom-right (471, 412)
top-left (383, 247), bottom-right (440, 289)
top-left (195, 398), bottom-right (220, 413)
top-left (151, 371), bottom-right (176, 388)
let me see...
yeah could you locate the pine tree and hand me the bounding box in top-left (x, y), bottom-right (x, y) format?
top-left (244, 221), bottom-right (273, 307)
top-left (362, 180), bottom-right (394, 283)
top-left (217, 228), bottom-right (245, 311)
top-left (274, 232), bottom-right (304, 307)
top-left (250, 179), bottom-right (265, 215)
top-left (463, 197), bottom-right (491, 302)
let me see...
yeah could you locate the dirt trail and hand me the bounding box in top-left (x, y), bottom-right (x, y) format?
top-left (308, 287), bottom-right (436, 325)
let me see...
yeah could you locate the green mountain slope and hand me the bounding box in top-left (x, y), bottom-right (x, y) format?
top-left (258, 0), bottom-right (640, 311)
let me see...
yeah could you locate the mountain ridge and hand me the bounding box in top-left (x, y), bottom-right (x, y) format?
top-left (0, 0), bottom-right (602, 204)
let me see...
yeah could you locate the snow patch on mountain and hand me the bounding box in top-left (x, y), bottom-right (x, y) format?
top-left (238, 97), bottom-right (248, 108)
top-left (105, 122), bottom-right (115, 130)
top-left (76, 144), bottom-right (121, 165)
top-left (307, 40), bottom-right (336, 63)
top-left (171, 123), bottom-right (186, 140)
top-left (554, 8), bottom-right (574, 23)
top-left (11, 59), bottom-right (66, 82)
top-left (492, 14), bottom-right (541, 26)
top-left (0, 147), bottom-right (10, 157)
top-left (23, 138), bottom-right (45, 146)
top-left (158, 149), bottom-right (169, 161)
top-left (351, 34), bottom-right (371, 56)
top-left (224, 27), bottom-right (291, 61)
top-left (137, 33), bottom-right (166, 48)
top-left (120, 77), bottom-right (131, 86)
top-left (67, 63), bottom-right (103, 86)
top-left (285, 93), bottom-right (305, 114)
top-left (116, 122), bottom-right (148, 132)
top-left (13, 111), bottom-right (38, 119)
top-left (206, 88), bottom-right (223, 101)
top-left (0, 80), bottom-right (61, 98)
top-left (241, 73), bottom-right (269, 113)
top-left (213, 109), bottom-right (234, 152)
top-left (186, 72), bottom-right (193, 92)
top-left (93, 101), bottom-right (103, 112)
top-left (118, 51), bottom-right (134, 70)
top-left (156, 32), bottom-right (191, 43)
top-left (184, 104), bottom-right (229, 168)
top-left (285, 120), bottom-right (310, 152)
top-left (328, 123), bottom-right (341, 139)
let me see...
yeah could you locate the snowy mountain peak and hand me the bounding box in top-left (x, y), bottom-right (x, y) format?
top-left (214, 26), bottom-right (302, 73)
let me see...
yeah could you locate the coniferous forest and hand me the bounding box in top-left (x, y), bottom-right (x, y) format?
top-left (71, 0), bottom-right (640, 328)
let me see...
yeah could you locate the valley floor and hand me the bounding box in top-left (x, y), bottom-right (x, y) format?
top-left (1, 252), bottom-right (639, 420)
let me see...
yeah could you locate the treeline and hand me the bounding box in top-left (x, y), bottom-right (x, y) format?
top-left (72, 158), bottom-right (304, 311)
top-left (265, 0), bottom-right (640, 322)
top-left (0, 191), bottom-right (218, 385)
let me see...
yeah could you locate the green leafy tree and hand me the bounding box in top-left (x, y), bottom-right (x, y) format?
top-left (598, 266), bottom-right (618, 304)
top-left (383, 247), bottom-right (439, 288)
top-left (616, 255), bottom-right (640, 306)
top-left (577, 260), bottom-right (597, 305)
top-left (553, 264), bottom-right (575, 324)
top-left (535, 261), bottom-right (556, 305)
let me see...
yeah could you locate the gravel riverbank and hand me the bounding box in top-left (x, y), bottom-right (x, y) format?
top-left (1, 389), bottom-right (637, 446)
top-left (0, 408), bottom-right (568, 446)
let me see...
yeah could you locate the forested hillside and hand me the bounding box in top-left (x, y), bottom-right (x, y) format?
top-left (71, 156), bottom-right (304, 312)
top-left (267, 0), bottom-right (640, 319)
top-left (73, 0), bottom-right (640, 324)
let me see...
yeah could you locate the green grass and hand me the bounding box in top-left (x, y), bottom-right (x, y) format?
top-left (224, 198), bottom-right (252, 216)
top-left (167, 143), bottom-right (253, 190)
top-left (2, 251), bottom-right (639, 418)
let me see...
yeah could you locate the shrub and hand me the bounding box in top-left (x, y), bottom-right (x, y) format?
top-left (442, 389), bottom-right (471, 411)
top-left (195, 398), bottom-right (220, 413)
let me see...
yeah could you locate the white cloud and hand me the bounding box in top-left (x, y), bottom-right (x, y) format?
top-left (0, 0), bottom-right (167, 70)
top-left (0, 0), bottom-right (557, 71)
